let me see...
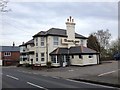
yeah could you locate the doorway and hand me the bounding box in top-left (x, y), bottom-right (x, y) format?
top-left (62, 55), bottom-right (67, 67)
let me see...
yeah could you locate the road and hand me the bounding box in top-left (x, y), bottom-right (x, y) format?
top-left (1, 67), bottom-right (119, 90)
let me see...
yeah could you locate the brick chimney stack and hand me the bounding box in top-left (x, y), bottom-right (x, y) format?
top-left (66, 16), bottom-right (75, 40)
top-left (66, 16), bottom-right (76, 48)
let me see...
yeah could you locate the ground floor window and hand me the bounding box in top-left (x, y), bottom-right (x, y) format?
top-left (51, 55), bottom-right (58, 63)
top-left (41, 53), bottom-right (44, 61)
top-left (31, 59), bottom-right (33, 61)
top-left (23, 58), bottom-right (26, 61)
top-left (72, 55), bottom-right (74, 59)
top-left (4, 52), bottom-right (11, 56)
top-left (79, 54), bottom-right (82, 59)
top-left (36, 53), bottom-right (38, 61)
top-left (89, 54), bottom-right (93, 58)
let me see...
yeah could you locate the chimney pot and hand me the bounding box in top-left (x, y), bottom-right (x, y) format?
top-left (13, 42), bottom-right (15, 47)
top-left (67, 18), bottom-right (69, 22)
top-left (70, 16), bottom-right (72, 22)
top-left (22, 42), bottom-right (24, 45)
top-left (72, 19), bottom-right (74, 22)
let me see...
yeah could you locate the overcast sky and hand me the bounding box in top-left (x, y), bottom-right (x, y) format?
top-left (0, 1), bottom-right (118, 46)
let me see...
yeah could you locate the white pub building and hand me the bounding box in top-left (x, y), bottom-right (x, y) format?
top-left (19, 16), bottom-right (99, 67)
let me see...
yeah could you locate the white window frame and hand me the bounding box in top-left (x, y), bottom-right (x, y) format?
top-left (36, 38), bottom-right (38, 46)
top-left (41, 53), bottom-right (44, 62)
top-left (41, 37), bottom-right (44, 47)
top-left (53, 36), bottom-right (59, 46)
top-left (4, 52), bottom-right (11, 56)
top-left (63, 55), bottom-right (66, 63)
top-left (36, 53), bottom-right (38, 61)
top-left (51, 55), bottom-right (58, 63)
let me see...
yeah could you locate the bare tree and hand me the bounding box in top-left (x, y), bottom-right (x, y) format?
top-left (107, 38), bottom-right (120, 59)
top-left (92, 29), bottom-right (111, 50)
top-left (0, 0), bottom-right (11, 12)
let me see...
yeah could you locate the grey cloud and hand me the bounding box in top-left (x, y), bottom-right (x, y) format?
top-left (1, 2), bottom-right (118, 46)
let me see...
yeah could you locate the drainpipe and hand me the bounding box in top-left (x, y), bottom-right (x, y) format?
top-left (68, 47), bottom-right (70, 66)
top-left (46, 37), bottom-right (48, 63)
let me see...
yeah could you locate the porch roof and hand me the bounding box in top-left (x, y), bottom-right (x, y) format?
top-left (49, 47), bottom-right (69, 55)
top-left (69, 46), bottom-right (99, 54)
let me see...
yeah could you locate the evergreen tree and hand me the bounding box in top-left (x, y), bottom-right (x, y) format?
top-left (87, 34), bottom-right (100, 52)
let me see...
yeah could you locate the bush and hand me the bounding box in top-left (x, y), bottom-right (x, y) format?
top-left (46, 61), bottom-right (51, 68)
top-left (25, 63), bottom-right (31, 67)
top-left (16, 63), bottom-right (22, 67)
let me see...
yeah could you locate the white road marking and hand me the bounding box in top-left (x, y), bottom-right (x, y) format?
top-left (65, 79), bottom-right (115, 88)
top-left (98, 69), bottom-right (120, 77)
top-left (27, 82), bottom-right (48, 90)
top-left (68, 69), bottom-right (74, 72)
top-left (17, 70), bottom-right (32, 74)
top-left (6, 75), bottom-right (19, 80)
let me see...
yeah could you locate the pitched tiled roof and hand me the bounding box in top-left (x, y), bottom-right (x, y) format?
top-left (0, 46), bottom-right (20, 52)
top-left (50, 47), bottom-right (69, 55)
top-left (50, 46), bottom-right (99, 55)
top-left (69, 46), bottom-right (98, 54)
top-left (25, 39), bottom-right (34, 45)
top-left (19, 39), bottom-right (34, 46)
top-left (33, 28), bottom-right (87, 39)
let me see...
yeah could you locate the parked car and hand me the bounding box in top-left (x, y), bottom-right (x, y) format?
top-left (113, 52), bottom-right (120, 60)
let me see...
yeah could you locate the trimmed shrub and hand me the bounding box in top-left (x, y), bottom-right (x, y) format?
top-left (16, 63), bottom-right (22, 67)
top-left (46, 61), bottom-right (51, 68)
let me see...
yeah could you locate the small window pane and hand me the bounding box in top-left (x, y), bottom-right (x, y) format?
top-left (36, 58), bottom-right (38, 61)
top-left (36, 53), bottom-right (38, 57)
top-left (72, 55), bottom-right (74, 59)
top-left (41, 53), bottom-right (44, 62)
top-left (41, 37), bottom-right (44, 46)
top-left (79, 55), bottom-right (82, 59)
top-left (41, 53), bottom-right (44, 57)
top-left (41, 42), bottom-right (44, 46)
top-left (41, 37), bottom-right (44, 41)
top-left (36, 38), bottom-right (38, 46)
top-left (41, 58), bottom-right (44, 61)
top-left (53, 36), bottom-right (59, 45)
top-left (4, 52), bottom-right (11, 56)
top-left (51, 56), bottom-right (56, 63)
top-left (89, 55), bottom-right (93, 58)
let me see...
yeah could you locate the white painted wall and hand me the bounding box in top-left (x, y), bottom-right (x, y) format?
top-left (70, 54), bottom-right (98, 66)
top-left (33, 35), bottom-right (88, 66)
top-left (0, 60), bottom-right (2, 66)
top-left (83, 55), bottom-right (98, 65)
top-left (34, 37), bottom-right (47, 66)
top-left (70, 55), bottom-right (83, 65)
